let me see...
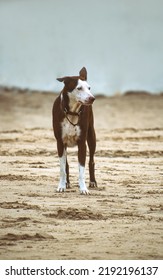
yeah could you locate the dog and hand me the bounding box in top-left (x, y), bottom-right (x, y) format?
top-left (52, 67), bottom-right (97, 194)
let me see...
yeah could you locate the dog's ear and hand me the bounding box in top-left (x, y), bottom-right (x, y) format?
top-left (57, 76), bottom-right (78, 91)
top-left (57, 76), bottom-right (71, 87)
top-left (79, 67), bottom-right (87, 81)
top-left (56, 77), bottom-right (67, 82)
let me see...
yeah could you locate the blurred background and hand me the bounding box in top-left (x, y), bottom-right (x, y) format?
top-left (0, 0), bottom-right (163, 95)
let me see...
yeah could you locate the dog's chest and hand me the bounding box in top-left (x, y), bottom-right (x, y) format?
top-left (61, 118), bottom-right (81, 147)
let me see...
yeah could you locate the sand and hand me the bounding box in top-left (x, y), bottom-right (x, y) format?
top-left (0, 89), bottom-right (163, 260)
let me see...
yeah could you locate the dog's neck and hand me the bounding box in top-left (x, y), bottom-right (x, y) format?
top-left (62, 95), bottom-right (82, 126)
top-left (61, 91), bottom-right (82, 115)
top-left (69, 98), bottom-right (82, 114)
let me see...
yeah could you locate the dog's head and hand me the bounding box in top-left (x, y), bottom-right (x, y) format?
top-left (57, 67), bottom-right (95, 106)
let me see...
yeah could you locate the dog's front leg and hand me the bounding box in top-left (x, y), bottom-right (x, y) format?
top-left (78, 142), bottom-right (89, 195)
top-left (57, 142), bottom-right (67, 192)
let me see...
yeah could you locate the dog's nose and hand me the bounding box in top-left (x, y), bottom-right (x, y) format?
top-left (89, 96), bottom-right (95, 103)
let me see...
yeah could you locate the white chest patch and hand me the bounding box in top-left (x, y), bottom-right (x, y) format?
top-left (61, 118), bottom-right (81, 147)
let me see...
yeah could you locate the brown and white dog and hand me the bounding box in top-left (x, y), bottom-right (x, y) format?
top-left (52, 67), bottom-right (97, 194)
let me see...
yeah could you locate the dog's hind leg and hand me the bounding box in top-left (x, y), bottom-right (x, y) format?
top-left (57, 142), bottom-right (67, 192)
top-left (87, 125), bottom-right (97, 188)
top-left (66, 158), bottom-right (70, 188)
top-left (78, 142), bottom-right (89, 194)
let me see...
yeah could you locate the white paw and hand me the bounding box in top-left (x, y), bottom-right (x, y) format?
top-left (57, 187), bottom-right (66, 192)
top-left (80, 188), bottom-right (90, 195)
top-left (79, 182), bottom-right (90, 195)
top-left (57, 181), bottom-right (66, 192)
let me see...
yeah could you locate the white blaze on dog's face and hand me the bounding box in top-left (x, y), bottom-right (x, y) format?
top-left (68, 79), bottom-right (95, 106)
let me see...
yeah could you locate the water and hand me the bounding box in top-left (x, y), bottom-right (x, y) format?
top-left (0, 0), bottom-right (163, 94)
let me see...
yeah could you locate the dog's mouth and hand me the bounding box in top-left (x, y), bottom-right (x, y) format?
top-left (80, 102), bottom-right (92, 106)
top-left (78, 101), bottom-right (91, 106)
top-left (78, 97), bottom-right (95, 106)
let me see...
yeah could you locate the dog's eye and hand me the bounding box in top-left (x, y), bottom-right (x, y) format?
top-left (88, 86), bottom-right (91, 90)
top-left (77, 87), bottom-right (82, 91)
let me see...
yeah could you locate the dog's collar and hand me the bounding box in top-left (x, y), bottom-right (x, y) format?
top-left (64, 108), bottom-right (81, 117)
top-left (64, 108), bottom-right (82, 126)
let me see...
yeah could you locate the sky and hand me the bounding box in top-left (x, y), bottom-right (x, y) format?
top-left (0, 0), bottom-right (163, 94)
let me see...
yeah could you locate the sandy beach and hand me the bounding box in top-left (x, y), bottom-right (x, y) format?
top-left (0, 89), bottom-right (163, 260)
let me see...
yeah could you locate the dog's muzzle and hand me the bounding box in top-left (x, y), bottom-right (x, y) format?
top-left (82, 96), bottom-right (95, 106)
